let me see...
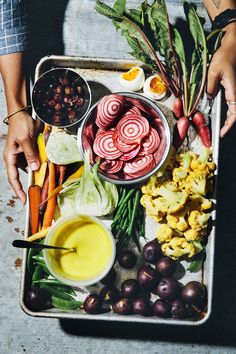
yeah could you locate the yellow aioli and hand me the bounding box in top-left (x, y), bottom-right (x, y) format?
top-left (48, 218), bottom-right (113, 282)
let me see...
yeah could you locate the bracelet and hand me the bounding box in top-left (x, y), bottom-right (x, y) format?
top-left (3, 105), bottom-right (32, 125)
top-left (212, 9), bottom-right (236, 30)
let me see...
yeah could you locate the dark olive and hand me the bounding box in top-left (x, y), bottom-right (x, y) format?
top-left (118, 250), bottom-right (137, 269)
top-left (132, 297), bottom-right (152, 316)
top-left (77, 97), bottom-right (84, 106)
top-left (101, 268), bottom-right (117, 286)
top-left (54, 103), bottom-right (62, 111)
top-left (77, 86), bottom-right (82, 94)
top-left (67, 110), bottom-right (77, 122)
top-left (83, 293), bottom-right (101, 314)
top-left (137, 266), bottom-right (160, 291)
top-left (181, 281), bottom-right (207, 308)
top-left (100, 286), bottom-right (120, 304)
top-left (152, 299), bottom-right (171, 318)
top-left (48, 100), bottom-right (56, 107)
top-left (65, 86), bottom-right (71, 95)
top-left (54, 85), bottom-right (62, 94)
top-left (171, 298), bottom-right (186, 319)
top-left (143, 239), bottom-right (162, 264)
top-left (52, 113), bottom-right (62, 125)
top-left (121, 279), bottom-right (140, 299)
top-left (60, 77), bottom-right (69, 85)
top-left (26, 287), bottom-right (49, 311)
top-left (155, 257), bottom-right (177, 277)
top-left (112, 298), bottom-right (133, 315)
top-left (156, 277), bottom-right (181, 301)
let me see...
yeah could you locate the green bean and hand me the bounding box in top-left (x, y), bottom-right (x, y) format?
top-left (127, 189), bottom-right (141, 236)
top-left (112, 188), bottom-right (136, 221)
top-left (33, 279), bottom-right (77, 296)
top-left (51, 295), bottom-right (83, 310)
top-left (32, 265), bottom-right (45, 284)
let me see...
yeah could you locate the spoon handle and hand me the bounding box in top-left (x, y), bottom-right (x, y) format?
top-left (12, 240), bottom-right (72, 251)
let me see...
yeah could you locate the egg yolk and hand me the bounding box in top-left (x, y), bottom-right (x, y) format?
top-left (150, 76), bottom-right (166, 94)
top-left (122, 68), bottom-right (140, 81)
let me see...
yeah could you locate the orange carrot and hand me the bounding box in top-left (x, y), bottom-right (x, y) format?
top-left (42, 162), bottom-right (56, 228)
top-left (39, 185), bottom-right (62, 206)
top-left (43, 124), bottom-right (52, 145)
top-left (28, 185), bottom-right (41, 234)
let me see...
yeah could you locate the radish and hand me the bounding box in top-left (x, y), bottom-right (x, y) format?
top-left (173, 116), bottom-right (189, 150)
top-left (192, 111), bottom-right (211, 148)
top-left (173, 98), bottom-right (184, 119)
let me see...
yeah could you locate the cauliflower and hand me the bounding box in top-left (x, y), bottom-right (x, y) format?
top-left (156, 224), bottom-right (173, 243)
top-left (189, 195), bottom-right (212, 211)
top-left (188, 210), bottom-right (210, 231)
top-left (141, 175), bottom-right (161, 196)
top-left (190, 148), bottom-right (216, 175)
top-left (166, 208), bottom-right (189, 232)
top-left (173, 167), bottom-right (188, 183)
top-left (185, 172), bottom-right (207, 196)
top-left (140, 195), bottom-right (164, 222)
top-left (161, 237), bottom-right (196, 259)
top-left (184, 228), bottom-right (200, 241)
top-left (157, 185), bottom-right (188, 213)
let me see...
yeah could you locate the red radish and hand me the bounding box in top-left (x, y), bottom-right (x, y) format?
top-left (93, 131), bottom-right (123, 160)
top-left (192, 111), bottom-right (211, 148)
top-left (99, 159), bottom-right (123, 174)
top-left (177, 116), bottom-right (189, 140)
top-left (120, 145), bottom-right (140, 161)
top-left (139, 127), bottom-right (160, 156)
top-left (96, 94), bottom-right (126, 129)
top-left (173, 98), bottom-right (184, 119)
top-left (123, 106), bottom-right (142, 117)
top-left (112, 129), bottom-right (138, 153)
top-left (117, 115), bottom-right (150, 144)
top-left (124, 155), bottom-right (155, 175)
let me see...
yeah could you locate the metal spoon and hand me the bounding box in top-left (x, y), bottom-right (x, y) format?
top-left (12, 240), bottom-right (76, 252)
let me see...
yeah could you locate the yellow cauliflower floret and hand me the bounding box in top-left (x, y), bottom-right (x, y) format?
top-left (141, 175), bottom-right (160, 196)
top-left (188, 210), bottom-right (210, 231)
top-left (184, 228), bottom-right (200, 241)
top-left (172, 166), bottom-right (188, 183)
top-left (161, 237), bottom-right (196, 259)
top-left (190, 148), bottom-right (216, 175)
top-left (166, 210), bottom-right (189, 232)
top-left (140, 195), bottom-right (165, 222)
top-left (189, 195), bottom-right (212, 211)
top-left (185, 171), bottom-right (207, 196)
top-left (156, 224), bottom-right (173, 243)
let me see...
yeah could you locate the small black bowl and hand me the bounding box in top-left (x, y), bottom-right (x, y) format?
top-left (31, 68), bottom-right (91, 128)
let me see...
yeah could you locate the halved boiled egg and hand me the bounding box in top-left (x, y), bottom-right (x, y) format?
top-left (119, 67), bottom-right (145, 92)
top-left (143, 75), bottom-right (167, 100)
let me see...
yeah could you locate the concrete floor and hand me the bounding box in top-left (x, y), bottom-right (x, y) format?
top-left (1, 1), bottom-right (236, 353)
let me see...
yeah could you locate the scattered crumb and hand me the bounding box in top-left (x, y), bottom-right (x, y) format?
top-left (21, 230), bottom-right (24, 236)
top-left (7, 199), bottom-right (15, 207)
top-left (0, 133), bottom-right (7, 140)
top-left (5, 216), bottom-right (13, 223)
top-left (14, 258), bottom-right (22, 269)
top-left (14, 227), bottom-right (20, 233)
top-left (12, 195), bottom-right (19, 200)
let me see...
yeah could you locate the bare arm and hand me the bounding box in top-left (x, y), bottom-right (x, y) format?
top-left (1, 53), bottom-right (39, 203)
top-left (204, 0), bottom-right (236, 137)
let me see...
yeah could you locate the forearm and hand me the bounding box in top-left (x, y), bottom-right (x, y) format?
top-left (0, 53), bottom-right (29, 114)
top-left (204, 0), bottom-right (236, 20)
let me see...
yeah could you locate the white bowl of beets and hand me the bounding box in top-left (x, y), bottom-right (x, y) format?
top-left (79, 92), bottom-right (171, 185)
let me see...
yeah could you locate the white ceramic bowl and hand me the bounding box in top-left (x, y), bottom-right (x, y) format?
top-left (44, 214), bottom-right (116, 287)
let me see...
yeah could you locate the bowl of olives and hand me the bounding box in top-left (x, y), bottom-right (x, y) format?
top-left (32, 68), bottom-right (91, 127)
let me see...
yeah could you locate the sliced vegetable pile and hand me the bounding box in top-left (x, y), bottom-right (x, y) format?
top-left (95, 0), bottom-right (219, 148)
top-left (141, 148), bottom-right (215, 260)
top-left (85, 93), bottom-right (166, 179)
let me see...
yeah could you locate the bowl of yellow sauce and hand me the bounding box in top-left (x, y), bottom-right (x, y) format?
top-left (44, 215), bottom-right (116, 287)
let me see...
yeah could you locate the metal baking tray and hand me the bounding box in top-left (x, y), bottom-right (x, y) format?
top-left (20, 55), bottom-right (221, 325)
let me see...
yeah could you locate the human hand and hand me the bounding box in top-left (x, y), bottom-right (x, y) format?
top-left (207, 23), bottom-right (236, 137)
top-left (3, 111), bottom-right (40, 203)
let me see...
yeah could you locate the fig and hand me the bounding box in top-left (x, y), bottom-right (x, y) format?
top-left (181, 281), bottom-right (207, 308)
top-left (143, 239), bottom-right (162, 264)
top-left (121, 279), bottom-right (140, 299)
top-left (132, 297), bottom-right (151, 317)
top-left (83, 293), bottom-right (101, 314)
top-left (152, 299), bottom-right (171, 318)
top-left (156, 277), bottom-right (181, 301)
top-left (137, 266), bottom-right (160, 291)
top-left (171, 298), bottom-right (186, 319)
top-left (26, 287), bottom-right (49, 311)
top-left (100, 286), bottom-right (120, 304)
top-left (155, 257), bottom-right (177, 277)
top-left (118, 250), bottom-right (137, 269)
top-left (112, 298), bottom-right (132, 315)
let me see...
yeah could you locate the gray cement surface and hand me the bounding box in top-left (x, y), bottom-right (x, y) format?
top-left (1, 1), bottom-right (236, 353)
